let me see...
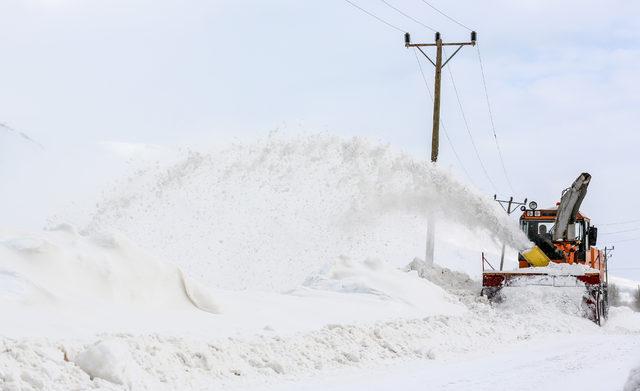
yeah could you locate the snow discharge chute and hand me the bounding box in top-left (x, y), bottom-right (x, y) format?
top-left (553, 172), bottom-right (591, 242)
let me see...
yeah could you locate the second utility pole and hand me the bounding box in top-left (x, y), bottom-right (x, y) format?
top-left (405, 31), bottom-right (477, 264)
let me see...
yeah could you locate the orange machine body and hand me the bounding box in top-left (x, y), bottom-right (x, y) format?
top-left (518, 206), bottom-right (605, 279)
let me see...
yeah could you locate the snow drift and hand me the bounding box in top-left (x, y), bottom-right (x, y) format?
top-left (299, 256), bottom-right (466, 317)
top-left (80, 134), bottom-right (529, 291)
top-left (0, 224), bottom-right (219, 315)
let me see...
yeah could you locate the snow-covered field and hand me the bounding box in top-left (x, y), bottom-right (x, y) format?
top-left (2, 136), bottom-right (639, 390)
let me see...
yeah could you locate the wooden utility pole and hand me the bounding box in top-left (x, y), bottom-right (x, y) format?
top-left (405, 31), bottom-right (476, 163)
top-left (405, 31), bottom-right (476, 264)
top-left (431, 37), bottom-right (443, 162)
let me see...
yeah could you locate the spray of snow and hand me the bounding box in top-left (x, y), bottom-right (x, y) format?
top-left (80, 134), bottom-right (529, 291)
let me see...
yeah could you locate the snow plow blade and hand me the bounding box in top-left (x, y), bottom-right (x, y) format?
top-left (481, 269), bottom-right (607, 325)
top-left (482, 271), bottom-right (601, 289)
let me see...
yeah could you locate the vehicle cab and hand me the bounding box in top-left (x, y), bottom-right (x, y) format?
top-left (518, 204), bottom-right (602, 269)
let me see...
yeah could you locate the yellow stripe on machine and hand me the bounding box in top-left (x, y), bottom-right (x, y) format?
top-left (521, 246), bottom-right (551, 267)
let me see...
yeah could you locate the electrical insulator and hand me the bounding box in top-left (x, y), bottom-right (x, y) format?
top-left (404, 32), bottom-right (411, 45)
top-left (471, 31), bottom-right (477, 42)
top-left (435, 32), bottom-right (441, 41)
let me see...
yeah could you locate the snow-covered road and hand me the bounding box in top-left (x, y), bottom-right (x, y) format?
top-left (262, 334), bottom-right (640, 391)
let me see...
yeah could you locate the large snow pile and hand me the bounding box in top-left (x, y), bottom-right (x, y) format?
top-left (0, 224), bottom-right (219, 319)
top-left (78, 134), bottom-right (529, 291)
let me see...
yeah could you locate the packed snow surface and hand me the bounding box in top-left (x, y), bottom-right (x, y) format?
top-left (2, 135), bottom-right (639, 390)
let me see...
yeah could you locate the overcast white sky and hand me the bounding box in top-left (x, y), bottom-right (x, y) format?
top-left (1, 0), bottom-right (639, 278)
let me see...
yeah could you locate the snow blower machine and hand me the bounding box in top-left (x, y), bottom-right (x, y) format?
top-left (481, 173), bottom-right (609, 325)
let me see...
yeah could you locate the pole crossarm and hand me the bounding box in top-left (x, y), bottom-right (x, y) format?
top-left (493, 194), bottom-right (528, 271)
top-left (404, 31), bottom-right (477, 163)
top-left (406, 32), bottom-right (476, 70)
top-left (406, 41), bottom-right (475, 47)
top-left (494, 195), bottom-right (528, 214)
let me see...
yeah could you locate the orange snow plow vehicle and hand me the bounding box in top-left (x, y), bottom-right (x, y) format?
top-left (481, 173), bottom-right (609, 325)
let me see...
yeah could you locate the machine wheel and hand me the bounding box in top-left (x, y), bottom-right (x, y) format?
top-left (594, 289), bottom-right (602, 326)
top-left (602, 284), bottom-right (609, 320)
top-left (586, 286), bottom-right (607, 326)
top-left (481, 287), bottom-right (502, 302)
top-left (582, 287), bottom-right (605, 326)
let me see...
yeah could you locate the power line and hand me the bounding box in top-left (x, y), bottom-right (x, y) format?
top-left (404, 0), bottom-right (512, 194)
top-left (418, 0), bottom-right (473, 31)
top-left (380, 0), bottom-right (436, 32)
top-left (600, 219), bottom-right (640, 226)
top-left (609, 237), bottom-right (639, 244)
top-left (342, 0), bottom-right (405, 33)
top-left (0, 122), bottom-right (44, 150)
top-left (444, 51), bottom-right (497, 192)
top-left (413, 48), bottom-right (473, 183)
top-left (609, 267), bottom-right (640, 271)
top-left (476, 44), bottom-right (515, 193)
top-left (600, 227), bottom-right (640, 236)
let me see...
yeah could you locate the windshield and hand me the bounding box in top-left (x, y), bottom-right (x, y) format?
top-left (521, 220), bottom-right (585, 242)
top-left (521, 220), bottom-right (554, 242)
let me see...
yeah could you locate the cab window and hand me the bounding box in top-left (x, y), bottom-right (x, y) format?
top-left (521, 220), bottom-right (554, 241)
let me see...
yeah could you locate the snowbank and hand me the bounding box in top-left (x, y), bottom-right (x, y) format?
top-left (0, 225), bottom-right (220, 315)
top-left (2, 248), bottom-right (638, 390)
top-left (2, 277), bottom-right (621, 391)
top-left (0, 227), bottom-right (470, 338)
top-left (298, 256), bottom-right (466, 317)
